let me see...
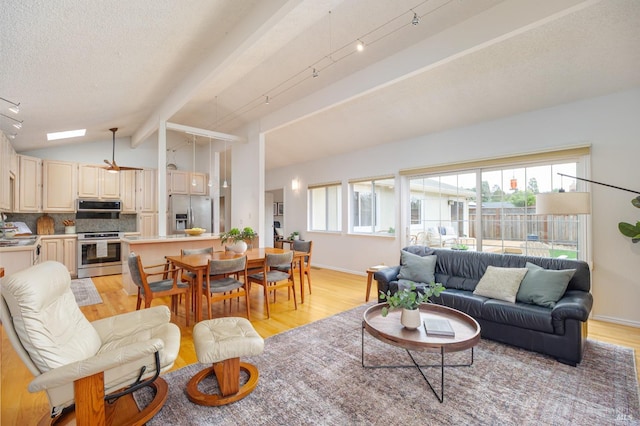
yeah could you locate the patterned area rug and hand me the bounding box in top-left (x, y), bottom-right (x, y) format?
top-left (70, 278), bottom-right (103, 306)
top-left (136, 305), bottom-right (639, 425)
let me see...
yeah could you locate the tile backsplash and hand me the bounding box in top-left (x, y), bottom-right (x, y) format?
top-left (5, 213), bottom-right (137, 234)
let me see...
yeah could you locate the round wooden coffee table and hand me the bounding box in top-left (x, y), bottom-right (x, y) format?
top-left (362, 303), bottom-right (481, 402)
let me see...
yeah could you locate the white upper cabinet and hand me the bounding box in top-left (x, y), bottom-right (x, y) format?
top-left (42, 160), bottom-right (77, 212)
top-left (120, 170), bottom-right (137, 213)
top-left (17, 155), bottom-right (42, 212)
top-left (78, 164), bottom-right (120, 199)
top-left (168, 170), bottom-right (208, 195)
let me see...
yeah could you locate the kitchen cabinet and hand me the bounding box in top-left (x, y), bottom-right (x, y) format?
top-left (0, 134), bottom-right (16, 211)
top-left (42, 160), bottom-right (77, 212)
top-left (17, 155), bottom-right (42, 212)
top-left (78, 164), bottom-right (120, 199)
top-left (137, 169), bottom-right (156, 213)
top-left (0, 245), bottom-right (39, 281)
top-left (138, 213), bottom-right (157, 237)
top-left (190, 172), bottom-right (208, 195)
top-left (120, 170), bottom-right (137, 213)
top-left (168, 170), bottom-right (189, 194)
top-left (40, 235), bottom-right (77, 276)
top-left (168, 171), bottom-right (208, 195)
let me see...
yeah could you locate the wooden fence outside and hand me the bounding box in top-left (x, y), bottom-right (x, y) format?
top-left (468, 207), bottom-right (579, 245)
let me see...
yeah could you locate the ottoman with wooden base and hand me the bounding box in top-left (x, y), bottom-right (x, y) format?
top-left (186, 317), bottom-right (264, 406)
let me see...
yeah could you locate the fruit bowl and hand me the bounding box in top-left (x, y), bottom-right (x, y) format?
top-left (184, 228), bottom-right (206, 236)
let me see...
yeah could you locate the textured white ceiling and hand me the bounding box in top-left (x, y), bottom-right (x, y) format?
top-left (1, 0), bottom-right (639, 171)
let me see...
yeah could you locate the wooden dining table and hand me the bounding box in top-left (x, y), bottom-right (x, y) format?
top-left (166, 247), bottom-right (305, 323)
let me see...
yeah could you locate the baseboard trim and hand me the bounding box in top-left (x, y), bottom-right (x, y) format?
top-left (591, 314), bottom-right (640, 329)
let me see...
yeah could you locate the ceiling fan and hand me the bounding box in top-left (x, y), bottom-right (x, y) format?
top-left (103, 128), bottom-right (142, 172)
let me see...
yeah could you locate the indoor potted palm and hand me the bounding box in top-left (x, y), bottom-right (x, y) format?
top-left (380, 282), bottom-right (445, 329)
top-left (220, 227), bottom-right (257, 253)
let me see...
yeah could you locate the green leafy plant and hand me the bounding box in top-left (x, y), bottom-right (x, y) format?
top-left (379, 282), bottom-right (445, 316)
top-left (220, 227), bottom-right (257, 244)
top-left (618, 196), bottom-right (640, 243)
top-left (452, 244), bottom-right (469, 250)
top-left (289, 231), bottom-right (300, 240)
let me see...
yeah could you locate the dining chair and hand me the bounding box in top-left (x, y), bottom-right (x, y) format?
top-left (128, 252), bottom-right (191, 326)
top-left (180, 247), bottom-right (215, 315)
top-left (248, 251), bottom-right (296, 318)
top-left (275, 240), bottom-right (313, 302)
top-left (202, 256), bottom-right (251, 320)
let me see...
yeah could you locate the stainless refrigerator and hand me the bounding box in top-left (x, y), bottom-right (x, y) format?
top-left (168, 194), bottom-right (213, 234)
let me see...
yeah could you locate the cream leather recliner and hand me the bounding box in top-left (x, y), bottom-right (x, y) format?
top-left (0, 261), bottom-right (181, 425)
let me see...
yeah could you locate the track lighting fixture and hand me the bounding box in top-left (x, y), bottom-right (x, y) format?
top-left (0, 97), bottom-right (20, 114)
top-left (411, 11), bottom-right (420, 26)
top-left (265, 96), bottom-right (270, 105)
top-left (1, 113), bottom-right (23, 129)
top-left (356, 39), bottom-right (365, 52)
top-left (312, 68), bottom-right (318, 78)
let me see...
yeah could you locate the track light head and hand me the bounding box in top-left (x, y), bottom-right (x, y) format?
top-left (265, 96), bottom-right (270, 104)
top-left (0, 97), bottom-right (20, 114)
top-left (356, 39), bottom-right (364, 52)
top-left (312, 68), bottom-right (318, 78)
top-left (412, 12), bottom-right (420, 26)
top-left (1, 113), bottom-right (23, 130)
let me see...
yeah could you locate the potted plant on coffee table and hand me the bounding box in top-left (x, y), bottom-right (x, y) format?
top-left (380, 282), bottom-right (445, 329)
top-left (220, 227), bottom-right (257, 253)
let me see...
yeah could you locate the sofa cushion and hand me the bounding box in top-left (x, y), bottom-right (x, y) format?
top-left (473, 265), bottom-right (528, 303)
top-left (481, 299), bottom-right (554, 333)
top-left (516, 262), bottom-right (576, 308)
top-left (397, 250), bottom-right (436, 283)
top-left (434, 289), bottom-right (487, 319)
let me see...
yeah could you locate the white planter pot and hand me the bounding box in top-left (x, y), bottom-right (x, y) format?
top-left (228, 240), bottom-right (248, 254)
top-left (400, 308), bottom-right (422, 330)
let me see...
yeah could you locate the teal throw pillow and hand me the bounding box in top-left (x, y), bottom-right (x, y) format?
top-left (397, 250), bottom-right (436, 284)
top-left (516, 262), bottom-right (576, 308)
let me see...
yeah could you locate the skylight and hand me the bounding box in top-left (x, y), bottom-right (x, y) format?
top-left (47, 129), bottom-right (86, 141)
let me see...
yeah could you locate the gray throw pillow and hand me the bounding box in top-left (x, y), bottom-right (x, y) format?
top-left (516, 262), bottom-right (576, 308)
top-left (397, 250), bottom-right (436, 283)
top-left (473, 266), bottom-right (528, 303)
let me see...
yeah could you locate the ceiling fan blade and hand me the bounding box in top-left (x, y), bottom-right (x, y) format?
top-left (118, 166), bottom-right (143, 171)
top-left (104, 159), bottom-right (113, 166)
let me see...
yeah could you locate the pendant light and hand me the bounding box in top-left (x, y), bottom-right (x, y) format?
top-left (191, 135), bottom-right (197, 186)
top-left (208, 138), bottom-right (213, 187)
top-left (222, 140), bottom-right (228, 189)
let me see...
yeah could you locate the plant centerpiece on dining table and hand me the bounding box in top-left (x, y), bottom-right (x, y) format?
top-left (380, 281), bottom-right (445, 329)
top-left (220, 227), bottom-right (257, 253)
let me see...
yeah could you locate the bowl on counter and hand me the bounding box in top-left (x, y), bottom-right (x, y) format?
top-left (184, 228), bottom-right (206, 236)
top-left (2, 228), bottom-right (17, 239)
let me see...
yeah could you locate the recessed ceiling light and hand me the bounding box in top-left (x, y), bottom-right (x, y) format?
top-left (47, 129), bottom-right (86, 141)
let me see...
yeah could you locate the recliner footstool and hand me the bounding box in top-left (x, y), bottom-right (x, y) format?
top-left (186, 317), bottom-right (264, 406)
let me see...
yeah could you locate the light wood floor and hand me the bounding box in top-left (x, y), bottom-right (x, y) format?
top-left (2, 267), bottom-right (638, 425)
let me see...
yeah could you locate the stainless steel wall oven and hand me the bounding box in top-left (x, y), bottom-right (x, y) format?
top-left (77, 232), bottom-right (123, 278)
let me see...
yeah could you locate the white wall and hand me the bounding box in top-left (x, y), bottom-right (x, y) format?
top-left (266, 88), bottom-right (640, 327)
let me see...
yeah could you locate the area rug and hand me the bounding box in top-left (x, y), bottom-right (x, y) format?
top-left (70, 278), bottom-right (103, 306)
top-left (136, 305), bottom-right (639, 425)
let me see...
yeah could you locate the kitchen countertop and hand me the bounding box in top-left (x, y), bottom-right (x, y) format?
top-left (0, 236), bottom-right (40, 252)
top-left (121, 233), bottom-right (221, 244)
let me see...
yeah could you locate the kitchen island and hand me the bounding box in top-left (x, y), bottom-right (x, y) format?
top-left (120, 233), bottom-right (225, 295)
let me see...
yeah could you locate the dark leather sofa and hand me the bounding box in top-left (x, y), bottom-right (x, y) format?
top-left (374, 246), bottom-right (593, 366)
